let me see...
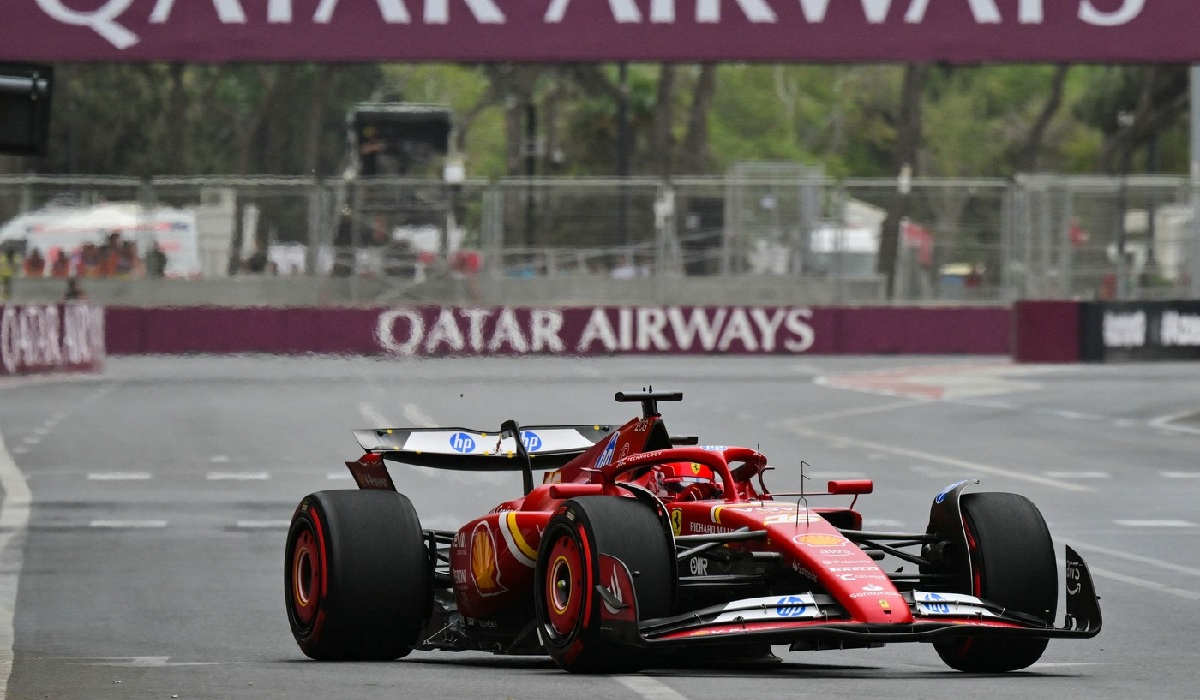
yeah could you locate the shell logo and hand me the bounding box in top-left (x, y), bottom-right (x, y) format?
top-left (793, 533), bottom-right (848, 547)
top-left (470, 523), bottom-right (506, 596)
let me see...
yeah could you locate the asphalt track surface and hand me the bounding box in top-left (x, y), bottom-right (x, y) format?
top-left (2, 355), bottom-right (1199, 700)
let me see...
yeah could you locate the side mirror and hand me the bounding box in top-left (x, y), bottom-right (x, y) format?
top-left (0, 63), bottom-right (53, 157)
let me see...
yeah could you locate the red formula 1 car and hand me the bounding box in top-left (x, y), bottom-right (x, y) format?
top-left (285, 390), bottom-right (1101, 673)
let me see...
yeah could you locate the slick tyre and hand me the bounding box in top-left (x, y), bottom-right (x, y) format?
top-left (934, 492), bottom-right (1057, 673)
top-left (534, 496), bottom-right (673, 673)
top-left (285, 490), bottom-right (431, 660)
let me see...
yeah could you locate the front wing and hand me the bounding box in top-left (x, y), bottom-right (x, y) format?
top-left (599, 545), bottom-right (1101, 649)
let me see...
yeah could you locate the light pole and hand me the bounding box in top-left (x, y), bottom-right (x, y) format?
top-left (1116, 111), bottom-right (1134, 300)
top-left (443, 153), bottom-right (466, 274)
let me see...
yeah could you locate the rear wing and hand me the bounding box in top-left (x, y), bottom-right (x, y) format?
top-left (353, 424), bottom-right (613, 471)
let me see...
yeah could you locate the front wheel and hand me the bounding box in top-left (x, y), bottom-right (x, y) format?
top-left (534, 496), bottom-right (674, 673)
top-left (933, 492), bottom-right (1058, 673)
top-left (285, 490), bottom-right (431, 660)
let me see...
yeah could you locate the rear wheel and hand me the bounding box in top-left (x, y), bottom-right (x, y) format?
top-left (933, 492), bottom-right (1057, 673)
top-left (534, 496), bottom-right (673, 673)
top-left (285, 490), bottom-right (430, 660)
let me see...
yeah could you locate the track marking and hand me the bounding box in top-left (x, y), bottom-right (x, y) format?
top-left (79, 656), bottom-right (224, 667)
top-left (235, 520), bottom-right (290, 529)
top-left (403, 403), bottom-right (438, 428)
top-left (1088, 567), bottom-right (1200, 601)
top-left (1162, 471), bottom-right (1200, 479)
top-left (1052, 410), bottom-right (1101, 421)
top-left (1148, 411), bottom-right (1200, 436)
top-left (776, 400), bottom-right (925, 427)
top-left (1044, 471), bottom-right (1108, 479)
top-left (88, 472), bottom-right (151, 481)
top-left (1062, 539), bottom-right (1200, 578)
top-left (614, 676), bottom-right (690, 700)
top-left (326, 472), bottom-right (352, 480)
top-left (0, 429), bottom-right (31, 700)
top-left (89, 520), bottom-right (168, 529)
top-left (209, 455), bottom-right (230, 463)
top-left (206, 472), bottom-right (269, 481)
top-left (1114, 520), bottom-right (1195, 528)
top-left (783, 426), bottom-right (1091, 492)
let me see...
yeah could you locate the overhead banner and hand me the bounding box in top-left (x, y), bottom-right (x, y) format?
top-left (1, 1), bottom-right (1182, 63)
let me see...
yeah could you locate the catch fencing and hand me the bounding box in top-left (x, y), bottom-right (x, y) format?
top-left (2, 173), bottom-right (1198, 304)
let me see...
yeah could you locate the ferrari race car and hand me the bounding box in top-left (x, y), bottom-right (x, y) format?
top-left (285, 390), bottom-right (1101, 673)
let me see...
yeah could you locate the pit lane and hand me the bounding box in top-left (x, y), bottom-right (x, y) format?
top-left (1, 355), bottom-right (1197, 700)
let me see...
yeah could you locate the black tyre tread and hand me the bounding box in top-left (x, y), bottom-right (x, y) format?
top-left (935, 491), bottom-right (1057, 673)
top-left (286, 490), bottom-right (430, 661)
top-left (537, 496), bottom-right (673, 673)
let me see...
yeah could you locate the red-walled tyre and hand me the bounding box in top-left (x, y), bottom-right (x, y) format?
top-left (534, 496), bottom-right (673, 673)
top-left (285, 490), bottom-right (430, 660)
top-left (934, 492), bottom-right (1058, 673)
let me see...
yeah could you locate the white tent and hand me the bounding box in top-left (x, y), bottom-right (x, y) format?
top-left (0, 202), bottom-right (203, 277)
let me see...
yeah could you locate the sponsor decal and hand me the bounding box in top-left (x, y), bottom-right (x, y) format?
top-left (688, 557), bottom-right (710, 576)
top-left (499, 512), bottom-right (537, 568)
top-left (860, 584), bottom-right (885, 592)
top-left (838, 573), bottom-right (887, 582)
top-left (469, 522), bottom-right (507, 596)
top-left (689, 522), bottom-right (735, 535)
top-left (449, 431), bottom-right (476, 453)
top-left (793, 533), bottom-right (848, 547)
top-left (520, 430), bottom-right (542, 451)
top-left (935, 479), bottom-right (969, 504)
top-left (375, 306), bottom-right (815, 357)
top-left (1066, 561), bottom-right (1083, 596)
top-left (765, 512), bottom-right (822, 525)
top-left (670, 509), bottom-right (682, 536)
top-left (595, 434), bottom-right (618, 468)
top-left (829, 566), bottom-right (882, 572)
top-left (792, 563), bottom-right (818, 582)
top-left (1103, 310), bottom-right (1147, 349)
top-left (0, 304), bottom-right (104, 375)
top-left (775, 596), bottom-right (809, 618)
top-left (700, 445), bottom-right (728, 452)
top-left (850, 591), bottom-right (902, 599)
top-left (879, 600), bottom-right (891, 611)
top-left (1161, 311), bottom-right (1200, 347)
top-left (921, 592), bottom-right (952, 614)
top-left (691, 463), bottom-right (702, 476)
top-left (602, 567), bottom-right (624, 615)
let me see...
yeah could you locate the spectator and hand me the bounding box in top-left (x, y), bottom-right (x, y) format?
top-left (49, 248), bottom-right (72, 278)
top-left (243, 242), bottom-right (269, 273)
top-left (145, 241), bottom-right (168, 278)
top-left (114, 240), bottom-right (140, 278)
top-left (0, 249), bottom-right (15, 300)
top-left (23, 247), bottom-right (45, 278)
top-left (63, 277), bottom-right (86, 301)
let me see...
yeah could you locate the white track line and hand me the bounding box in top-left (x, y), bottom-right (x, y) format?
top-left (1113, 520), bottom-right (1195, 528)
top-left (89, 520), bottom-right (167, 529)
top-left (205, 472), bottom-right (269, 481)
top-left (1063, 539), bottom-right (1200, 578)
top-left (0, 430), bottom-right (30, 700)
top-left (88, 472), bottom-right (151, 481)
top-left (784, 426), bottom-right (1091, 492)
top-left (614, 676), bottom-right (690, 700)
top-left (1088, 567), bottom-right (1200, 601)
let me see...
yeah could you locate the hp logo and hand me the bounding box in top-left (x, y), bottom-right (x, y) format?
top-left (449, 432), bottom-right (476, 453)
top-left (775, 596), bottom-right (808, 618)
top-left (520, 431), bottom-right (542, 451)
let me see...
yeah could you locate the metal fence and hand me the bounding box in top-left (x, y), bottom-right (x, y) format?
top-left (2, 173), bottom-right (1198, 303)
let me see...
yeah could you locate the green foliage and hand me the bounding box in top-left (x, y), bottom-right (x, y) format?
top-left (15, 61), bottom-right (1189, 180)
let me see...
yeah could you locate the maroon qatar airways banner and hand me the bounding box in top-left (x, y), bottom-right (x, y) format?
top-left (0, 303), bottom-right (105, 375)
top-left (104, 305), bottom-right (1009, 356)
top-left (0, 1), bottom-right (1181, 63)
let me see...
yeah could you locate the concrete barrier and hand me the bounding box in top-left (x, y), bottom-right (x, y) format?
top-left (0, 303), bottom-right (105, 375)
top-left (105, 305), bottom-right (1010, 357)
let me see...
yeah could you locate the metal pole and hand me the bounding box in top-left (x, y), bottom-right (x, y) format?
top-left (617, 62), bottom-right (630, 248)
top-left (1191, 66), bottom-right (1200, 298)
